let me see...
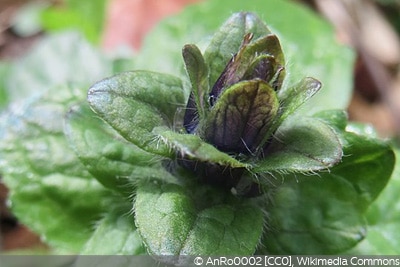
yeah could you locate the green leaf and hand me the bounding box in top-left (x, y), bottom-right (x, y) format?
top-left (64, 103), bottom-right (158, 194)
top-left (0, 85), bottom-right (108, 252)
top-left (261, 130), bottom-right (395, 254)
top-left (182, 44), bottom-right (210, 133)
top-left (156, 130), bottom-right (247, 168)
top-left (333, 133), bottom-right (394, 210)
top-left (277, 77), bottom-right (322, 123)
top-left (255, 116), bottom-right (342, 173)
top-left (365, 147), bottom-right (400, 224)
top-left (182, 44), bottom-right (209, 117)
top-left (262, 172), bottom-right (367, 254)
top-left (135, 0), bottom-right (354, 113)
top-left (80, 203), bottom-right (146, 255)
top-left (87, 71), bottom-right (186, 157)
top-left (312, 109), bottom-right (348, 130)
top-left (135, 178), bottom-right (264, 255)
top-left (347, 148), bottom-right (400, 254)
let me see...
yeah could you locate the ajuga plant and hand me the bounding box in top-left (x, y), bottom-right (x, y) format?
top-left (0, 11), bottom-right (395, 257)
top-left (83, 12), bottom-right (394, 255)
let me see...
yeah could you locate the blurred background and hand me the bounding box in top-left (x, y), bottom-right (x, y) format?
top-left (0, 0), bottom-right (399, 252)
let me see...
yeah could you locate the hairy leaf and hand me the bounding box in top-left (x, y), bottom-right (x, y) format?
top-left (182, 44), bottom-right (209, 131)
top-left (277, 77), bottom-right (322, 122)
top-left (80, 204), bottom-right (146, 255)
top-left (64, 103), bottom-right (158, 194)
top-left (156, 130), bottom-right (247, 168)
top-left (261, 130), bottom-right (394, 254)
top-left (135, 178), bottom-right (263, 255)
top-left (87, 71), bottom-right (185, 157)
top-left (0, 85), bottom-right (108, 252)
top-left (255, 116), bottom-right (342, 173)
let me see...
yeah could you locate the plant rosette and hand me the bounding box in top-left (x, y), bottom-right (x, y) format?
top-left (0, 10), bottom-right (395, 257)
top-left (80, 12), bottom-right (395, 255)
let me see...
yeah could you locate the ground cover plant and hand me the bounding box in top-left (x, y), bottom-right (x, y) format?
top-left (0, 0), bottom-right (398, 260)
